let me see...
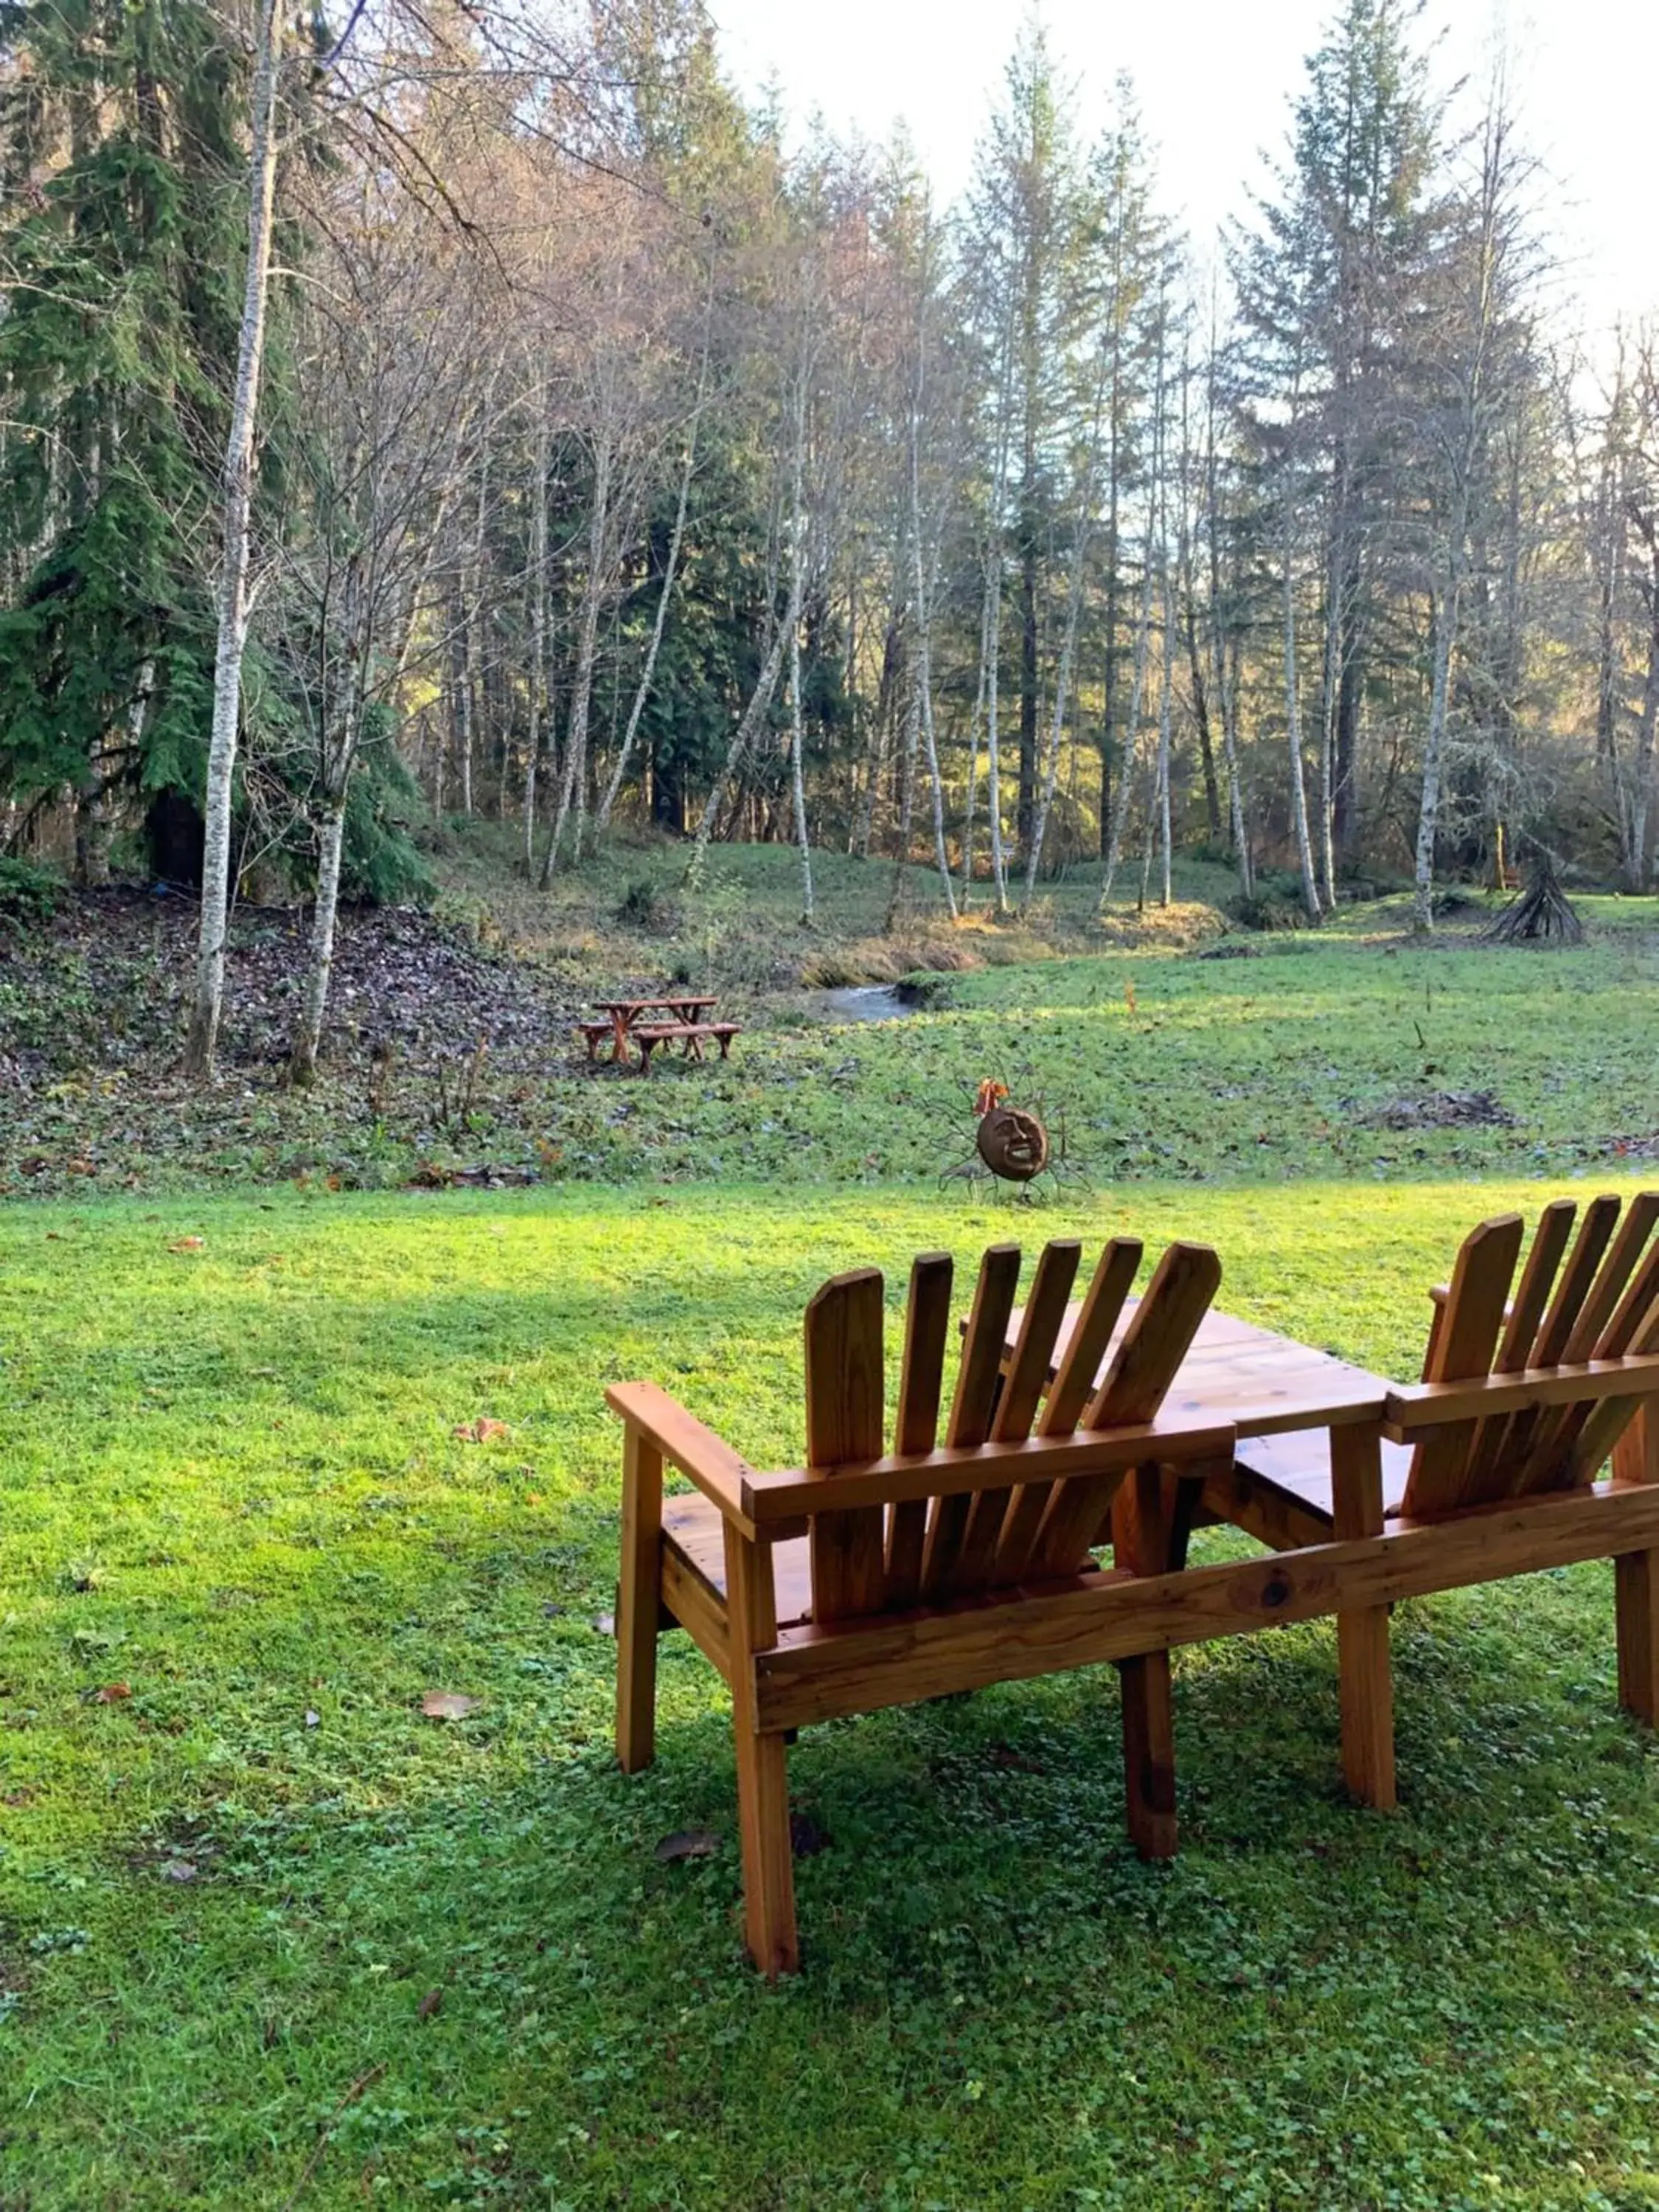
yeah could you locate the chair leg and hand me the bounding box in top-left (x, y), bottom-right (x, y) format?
top-left (723, 1520), bottom-right (799, 1975)
top-left (1119, 1652), bottom-right (1178, 1859)
top-left (615, 1427), bottom-right (662, 1773)
top-left (732, 1719), bottom-right (799, 1977)
top-left (1338, 1607), bottom-right (1397, 1808)
top-left (1331, 1422), bottom-right (1397, 1810)
top-left (1615, 1549), bottom-right (1659, 1726)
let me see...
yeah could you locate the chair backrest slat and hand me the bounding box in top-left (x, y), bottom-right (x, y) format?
top-left (1398, 1214), bottom-right (1523, 1520)
top-left (1088, 1242), bottom-right (1223, 1428)
top-left (994, 1239), bottom-right (1143, 1585)
top-left (1037, 1240), bottom-right (1143, 1438)
top-left (1401, 1195), bottom-right (1659, 1520)
top-left (804, 1269), bottom-right (888, 1621)
top-left (1519, 1198), bottom-right (1659, 1492)
top-left (884, 1253), bottom-right (955, 1608)
top-left (943, 1240), bottom-right (1082, 1596)
top-left (1568, 1290), bottom-right (1659, 1483)
top-left (920, 1245), bottom-right (1023, 1599)
top-left (1026, 1242), bottom-right (1224, 1582)
top-left (797, 1237), bottom-right (1222, 1623)
top-left (1493, 1194), bottom-right (1631, 1497)
top-left (1459, 1200), bottom-right (1577, 1496)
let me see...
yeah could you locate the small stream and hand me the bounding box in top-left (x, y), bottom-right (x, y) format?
top-left (809, 983), bottom-right (919, 1023)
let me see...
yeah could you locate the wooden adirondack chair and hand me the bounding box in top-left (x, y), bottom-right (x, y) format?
top-left (608, 1237), bottom-right (1233, 1974)
top-left (1204, 1194), bottom-right (1659, 1811)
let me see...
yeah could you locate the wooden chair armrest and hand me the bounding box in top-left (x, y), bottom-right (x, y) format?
top-left (605, 1380), bottom-right (759, 1532)
top-left (1383, 1352), bottom-right (1659, 1436)
top-left (741, 1417), bottom-right (1237, 1531)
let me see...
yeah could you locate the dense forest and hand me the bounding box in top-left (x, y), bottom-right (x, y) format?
top-left (2, 0), bottom-right (1658, 1069)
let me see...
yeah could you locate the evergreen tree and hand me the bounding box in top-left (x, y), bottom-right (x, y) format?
top-left (0, 0), bottom-right (250, 866)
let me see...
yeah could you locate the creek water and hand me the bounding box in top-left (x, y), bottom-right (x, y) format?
top-left (808, 983), bottom-right (917, 1023)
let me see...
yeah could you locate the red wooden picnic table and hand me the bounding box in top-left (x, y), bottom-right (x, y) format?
top-left (591, 995), bottom-right (717, 1064)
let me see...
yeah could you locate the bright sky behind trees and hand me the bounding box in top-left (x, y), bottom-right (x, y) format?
top-left (709, 0), bottom-right (1657, 345)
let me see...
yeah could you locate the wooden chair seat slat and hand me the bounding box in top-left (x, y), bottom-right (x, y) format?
top-left (1231, 1432), bottom-right (1417, 1527)
top-left (664, 1493), bottom-right (814, 1627)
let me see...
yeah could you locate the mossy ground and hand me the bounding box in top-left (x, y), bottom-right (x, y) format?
top-left (3, 1174), bottom-right (1658, 2208)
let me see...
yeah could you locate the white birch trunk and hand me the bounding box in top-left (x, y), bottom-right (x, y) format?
top-left (1284, 499), bottom-right (1322, 924)
top-left (685, 585), bottom-right (797, 888)
top-left (908, 361), bottom-right (956, 919)
top-left (959, 588), bottom-right (987, 908)
top-left (182, 0), bottom-right (282, 1078)
top-left (1412, 505), bottom-right (1468, 934)
top-left (523, 410), bottom-right (549, 871)
top-left (1099, 529), bottom-right (1155, 907)
top-left (288, 803), bottom-right (345, 1085)
top-left (1158, 543), bottom-right (1175, 908)
top-left (597, 325), bottom-right (708, 832)
top-left (542, 434), bottom-right (611, 883)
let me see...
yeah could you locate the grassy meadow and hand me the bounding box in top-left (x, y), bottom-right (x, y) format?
top-left (3, 860), bottom-right (1659, 2208)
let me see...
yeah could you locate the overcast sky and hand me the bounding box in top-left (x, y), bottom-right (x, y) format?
top-left (707, 0), bottom-right (1657, 348)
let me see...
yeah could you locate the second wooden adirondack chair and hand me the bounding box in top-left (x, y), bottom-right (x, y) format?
top-left (608, 1236), bottom-right (1233, 1975)
top-left (1205, 1193), bottom-right (1659, 1810)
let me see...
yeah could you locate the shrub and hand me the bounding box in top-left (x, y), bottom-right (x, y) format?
top-left (1229, 870), bottom-right (1312, 932)
top-left (0, 857), bottom-right (63, 929)
top-left (616, 875), bottom-right (678, 933)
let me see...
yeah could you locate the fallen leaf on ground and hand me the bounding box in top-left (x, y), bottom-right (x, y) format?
top-left (168, 1237), bottom-right (205, 1253)
top-left (453, 1417), bottom-right (509, 1444)
top-left (417, 1988), bottom-right (444, 2020)
top-left (654, 1829), bottom-right (721, 1863)
top-left (420, 1691), bottom-right (481, 1720)
top-left (92, 1682), bottom-right (131, 1703)
top-left (159, 1859), bottom-right (197, 1882)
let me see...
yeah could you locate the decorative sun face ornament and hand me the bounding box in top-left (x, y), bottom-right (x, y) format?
top-left (942, 1078), bottom-right (1089, 1203)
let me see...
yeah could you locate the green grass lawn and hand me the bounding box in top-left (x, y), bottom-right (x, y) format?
top-left (4, 1178), bottom-right (1659, 2208)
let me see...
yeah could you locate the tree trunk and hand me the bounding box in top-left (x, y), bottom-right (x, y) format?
top-left (1157, 540), bottom-right (1175, 908)
top-left (686, 599), bottom-right (796, 888)
top-left (1412, 549), bottom-right (1464, 934)
top-left (543, 434), bottom-right (611, 883)
top-left (906, 359), bottom-right (956, 921)
top-left (597, 323), bottom-right (707, 832)
top-left (1628, 549), bottom-right (1658, 890)
top-left (288, 803), bottom-right (345, 1086)
top-left (1099, 527), bottom-right (1154, 908)
top-left (181, 0), bottom-right (282, 1079)
top-left (1283, 491), bottom-right (1323, 924)
top-left (884, 657), bottom-right (921, 934)
top-left (523, 412), bottom-right (549, 871)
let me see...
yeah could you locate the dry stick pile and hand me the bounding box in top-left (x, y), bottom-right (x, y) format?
top-left (1483, 852), bottom-right (1585, 945)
